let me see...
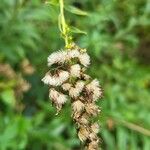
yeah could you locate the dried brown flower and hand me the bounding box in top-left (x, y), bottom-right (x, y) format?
top-left (42, 43), bottom-right (103, 149)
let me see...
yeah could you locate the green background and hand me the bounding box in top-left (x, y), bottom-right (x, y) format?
top-left (0, 0), bottom-right (150, 149)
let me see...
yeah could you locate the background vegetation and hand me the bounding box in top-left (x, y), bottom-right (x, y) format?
top-left (0, 0), bottom-right (150, 149)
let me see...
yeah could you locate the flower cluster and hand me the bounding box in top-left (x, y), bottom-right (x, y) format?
top-left (42, 43), bottom-right (103, 150)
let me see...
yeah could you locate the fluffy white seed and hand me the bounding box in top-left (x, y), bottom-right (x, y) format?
top-left (42, 73), bottom-right (59, 85)
top-left (42, 70), bottom-right (69, 86)
top-left (72, 100), bottom-right (84, 113)
top-left (88, 140), bottom-right (99, 149)
top-left (49, 88), bottom-right (67, 105)
top-left (67, 49), bottom-right (80, 59)
top-left (91, 123), bottom-right (99, 134)
top-left (79, 117), bottom-right (88, 124)
top-left (69, 88), bottom-right (79, 98)
top-left (79, 53), bottom-right (90, 67)
top-left (41, 73), bottom-right (52, 85)
top-left (89, 133), bottom-right (97, 141)
top-left (78, 127), bottom-right (89, 142)
top-left (70, 64), bottom-right (81, 77)
top-left (82, 74), bottom-right (91, 80)
top-left (76, 81), bottom-right (85, 90)
top-left (85, 103), bottom-right (100, 116)
top-left (86, 79), bottom-right (102, 101)
top-left (47, 51), bottom-right (67, 66)
top-left (93, 87), bottom-right (102, 101)
top-left (91, 79), bottom-right (99, 87)
top-left (57, 71), bottom-right (69, 85)
top-left (69, 81), bottom-right (85, 98)
top-left (62, 83), bottom-right (72, 91)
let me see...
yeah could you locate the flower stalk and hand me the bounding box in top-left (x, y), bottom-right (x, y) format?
top-left (42, 1), bottom-right (103, 149)
top-left (42, 43), bottom-right (103, 149)
top-left (59, 0), bottom-right (71, 48)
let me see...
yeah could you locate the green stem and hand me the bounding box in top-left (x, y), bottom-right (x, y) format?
top-left (59, 0), bottom-right (71, 47)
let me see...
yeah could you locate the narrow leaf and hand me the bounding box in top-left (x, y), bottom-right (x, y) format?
top-left (70, 26), bottom-right (87, 35)
top-left (66, 6), bottom-right (88, 16)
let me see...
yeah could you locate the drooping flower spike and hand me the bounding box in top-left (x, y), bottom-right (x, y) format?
top-left (42, 43), bottom-right (103, 150)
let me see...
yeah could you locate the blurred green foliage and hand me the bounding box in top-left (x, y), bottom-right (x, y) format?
top-left (0, 0), bottom-right (150, 150)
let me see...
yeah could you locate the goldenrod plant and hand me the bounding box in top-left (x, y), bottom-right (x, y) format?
top-left (42, 0), bottom-right (103, 149)
top-left (0, 0), bottom-right (150, 150)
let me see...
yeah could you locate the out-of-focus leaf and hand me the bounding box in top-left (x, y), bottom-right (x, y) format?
top-left (66, 6), bottom-right (88, 16)
top-left (117, 127), bottom-right (128, 150)
top-left (45, 0), bottom-right (59, 6)
top-left (130, 132), bottom-right (138, 150)
top-left (70, 26), bottom-right (87, 35)
top-left (143, 136), bottom-right (150, 150)
top-left (0, 89), bottom-right (16, 107)
top-left (102, 129), bottom-right (115, 150)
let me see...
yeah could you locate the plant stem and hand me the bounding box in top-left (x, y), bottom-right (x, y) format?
top-left (59, 0), bottom-right (70, 47)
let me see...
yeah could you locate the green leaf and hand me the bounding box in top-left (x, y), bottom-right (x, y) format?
top-left (143, 136), bottom-right (150, 150)
top-left (130, 132), bottom-right (138, 150)
top-left (66, 6), bottom-right (88, 16)
top-left (45, 0), bottom-right (59, 6)
top-left (117, 127), bottom-right (128, 150)
top-left (102, 129), bottom-right (115, 150)
top-left (70, 26), bottom-right (87, 35)
top-left (0, 89), bottom-right (16, 107)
